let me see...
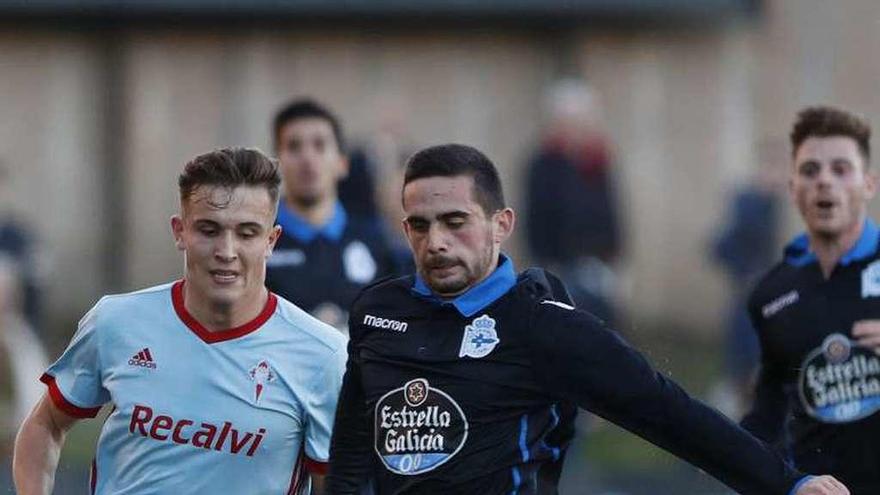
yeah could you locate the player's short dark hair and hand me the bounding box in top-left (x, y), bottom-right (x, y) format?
top-left (179, 147), bottom-right (282, 207)
top-left (791, 106), bottom-right (871, 164)
top-left (272, 98), bottom-right (345, 153)
top-left (403, 144), bottom-right (505, 214)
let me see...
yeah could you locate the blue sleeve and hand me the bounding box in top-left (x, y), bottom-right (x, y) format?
top-left (527, 302), bottom-right (804, 495)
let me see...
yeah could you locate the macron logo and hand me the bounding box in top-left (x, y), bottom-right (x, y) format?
top-left (363, 314), bottom-right (408, 333)
top-left (762, 290), bottom-right (799, 318)
top-left (129, 348), bottom-right (156, 369)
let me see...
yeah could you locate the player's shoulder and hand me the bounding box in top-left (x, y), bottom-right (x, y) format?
top-left (272, 295), bottom-right (347, 354)
top-left (87, 281), bottom-right (175, 319)
top-left (351, 274), bottom-right (414, 311)
top-left (748, 261), bottom-right (797, 308)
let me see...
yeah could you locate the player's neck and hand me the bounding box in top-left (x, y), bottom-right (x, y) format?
top-left (184, 284), bottom-right (269, 332)
top-left (285, 195), bottom-right (337, 227)
top-left (809, 219), bottom-right (865, 279)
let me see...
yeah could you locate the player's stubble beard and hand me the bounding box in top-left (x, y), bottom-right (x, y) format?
top-left (422, 225), bottom-right (496, 298)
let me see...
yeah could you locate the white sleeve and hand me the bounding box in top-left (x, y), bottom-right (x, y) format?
top-left (41, 299), bottom-right (110, 418)
top-left (302, 344), bottom-right (347, 472)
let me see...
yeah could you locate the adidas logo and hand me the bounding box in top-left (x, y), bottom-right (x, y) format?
top-left (128, 348), bottom-right (157, 369)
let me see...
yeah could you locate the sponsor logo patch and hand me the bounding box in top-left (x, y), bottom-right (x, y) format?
top-left (799, 333), bottom-right (880, 423)
top-left (374, 378), bottom-right (468, 475)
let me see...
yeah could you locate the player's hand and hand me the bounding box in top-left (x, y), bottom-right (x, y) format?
top-left (794, 475), bottom-right (850, 495)
top-left (852, 319), bottom-right (880, 352)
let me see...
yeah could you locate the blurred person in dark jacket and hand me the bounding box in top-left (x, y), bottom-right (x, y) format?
top-left (710, 139), bottom-right (788, 416)
top-left (266, 99), bottom-right (397, 330)
top-left (524, 80), bottom-right (622, 324)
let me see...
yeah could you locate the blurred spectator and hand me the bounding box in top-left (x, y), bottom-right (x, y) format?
top-left (266, 98), bottom-right (398, 330)
top-left (524, 79), bottom-right (622, 324)
top-left (350, 95), bottom-right (417, 275)
top-left (0, 255), bottom-right (48, 450)
top-left (709, 139), bottom-right (787, 417)
top-left (0, 164), bottom-right (43, 335)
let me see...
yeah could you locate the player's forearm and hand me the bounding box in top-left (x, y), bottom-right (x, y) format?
top-left (13, 408), bottom-right (67, 495)
top-left (530, 309), bottom-right (802, 493)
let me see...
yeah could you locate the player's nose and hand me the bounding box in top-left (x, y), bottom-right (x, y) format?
top-left (425, 224), bottom-right (449, 253)
top-left (213, 232), bottom-right (238, 261)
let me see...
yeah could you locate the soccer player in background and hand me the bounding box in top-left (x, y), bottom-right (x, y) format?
top-left (267, 99), bottom-right (397, 330)
top-left (742, 106), bottom-right (880, 494)
top-left (326, 143), bottom-right (848, 494)
top-left (13, 148), bottom-right (346, 494)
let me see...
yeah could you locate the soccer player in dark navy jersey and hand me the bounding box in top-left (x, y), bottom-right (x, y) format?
top-left (742, 106), bottom-right (880, 494)
top-left (266, 99), bottom-right (396, 329)
top-left (327, 143), bottom-right (848, 494)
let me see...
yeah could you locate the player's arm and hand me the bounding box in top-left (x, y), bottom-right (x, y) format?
top-left (310, 473), bottom-right (326, 495)
top-left (13, 393), bottom-right (82, 495)
top-left (326, 347), bottom-right (373, 494)
top-left (528, 304), bottom-right (845, 495)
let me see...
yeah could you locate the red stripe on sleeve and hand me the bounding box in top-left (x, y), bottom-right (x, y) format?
top-left (40, 373), bottom-right (102, 418)
top-left (303, 456), bottom-right (329, 475)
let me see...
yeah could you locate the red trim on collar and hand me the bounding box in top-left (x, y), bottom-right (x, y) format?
top-left (172, 280), bottom-right (277, 344)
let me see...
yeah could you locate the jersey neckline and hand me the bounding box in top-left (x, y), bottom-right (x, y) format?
top-left (171, 279), bottom-right (277, 344)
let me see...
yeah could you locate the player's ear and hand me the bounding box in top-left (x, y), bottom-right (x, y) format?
top-left (864, 166), bottom-right (877, 200)
top-left (266, 225), bottom-right (282, 256)
top-left (493, 207), bottom-right (515, 244)
top-left (337, 154), bottom-right (350, 181)
top-left (170, 215), bottom-right (185, 251)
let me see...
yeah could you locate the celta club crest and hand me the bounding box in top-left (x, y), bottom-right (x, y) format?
top-left (249, 360), bottom-right (275, 404)
top-left (459, 314), bottom-right (500, 359)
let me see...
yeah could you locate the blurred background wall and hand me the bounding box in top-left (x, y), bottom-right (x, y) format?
top-left (1, 0), bottom-right (880, 491)
top-left (2, 0), bottom-right (876, 342)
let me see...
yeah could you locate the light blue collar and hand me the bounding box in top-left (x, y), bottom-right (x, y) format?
top-left (784, 218), bottom-right (879, 267)
top-left (277, 201), bottom-right (347, 244)
top-left (412, 254), bottom-right (516, 317)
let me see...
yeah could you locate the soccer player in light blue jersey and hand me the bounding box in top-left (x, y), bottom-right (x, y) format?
top-left (13, 148), bottom-right (347, 494)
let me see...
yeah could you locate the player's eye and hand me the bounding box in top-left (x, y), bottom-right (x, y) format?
top-left (798, 162), bottom-right (820, 177)
top-left (446, 218), bottom-right (466, 229)
top-left (832, 161), bottom-right (852, 177)
top-left (285, 140), bottom-right (302, 154)
top-left (408, 220), bottom-right (429, 233)
top-left (314, 137), bottom-right (326, 154)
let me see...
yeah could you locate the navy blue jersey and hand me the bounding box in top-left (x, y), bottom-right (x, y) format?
top-left (742, 219), bottom-right (880, 494)
top-left (328, 256), bottom-right (805, 494)
top-left (266, 202), bottom-right (397, 327)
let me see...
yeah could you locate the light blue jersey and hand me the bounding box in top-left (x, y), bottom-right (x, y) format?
top-left (41, 280), bottom-right (347, 494)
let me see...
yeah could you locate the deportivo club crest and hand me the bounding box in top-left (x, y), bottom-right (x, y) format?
top-left (459, 314), bottom-right (500, 359)
top-left (249, 360), bottom-right (275, 404)
top-left (862, 260), bottom-right (880, 298)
